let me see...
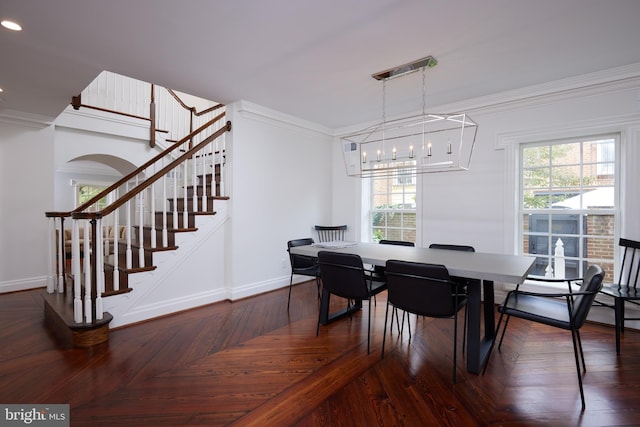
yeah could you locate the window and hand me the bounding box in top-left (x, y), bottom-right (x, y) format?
top-left (77, 184), bottom-right (108, 211)
top-left (370, 169), bottom-right (416, 243)
top-left (520, 136), bottom-right (617, 280)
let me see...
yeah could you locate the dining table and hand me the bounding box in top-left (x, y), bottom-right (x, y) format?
top-left (289, 242), bottom-right (536, 374)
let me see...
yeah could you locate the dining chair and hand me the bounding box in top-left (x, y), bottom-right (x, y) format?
top-left (374, 240), bottom-right (415, 334)
top-left (428, 243), bottom-right (475, 350)
top-left (317, 251), bottom-right (387, 354)
top-left (287, 238), bottom-right (320, 311)
top-left (382, 260), bottom-right (468, 383)
top-left (314, 225), bottom-right (347, 242)
top-left (484, 264), bottom-right (605, 410)
top-left (598, 238), bottom-right (640, 354)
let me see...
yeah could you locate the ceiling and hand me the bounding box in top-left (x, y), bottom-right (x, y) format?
top-left (2, 0), bottom-right (640, 129)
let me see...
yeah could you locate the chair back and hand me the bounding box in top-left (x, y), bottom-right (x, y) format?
top-left (315, 225), bottom-right (347, 242)
top-left (374, 240), bottom-right (415, 274)
top-left (318, 251), bottom-right (369, 300)
top-left (380, 240), bottom-right (415, 247)
top-left (617, 238), bottom-right (640, 291)
top-left (386, 260), bottom-right (463, 318)
top-left (429, 243), bottom-right (475, 252)
top-left (287, 238), bottom-right (315, 269)
top-left (572, 264), bottom-right (605, 328)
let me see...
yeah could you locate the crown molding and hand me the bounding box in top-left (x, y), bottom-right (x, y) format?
top-left (439, 63), bottom-right (640, 115)
top-left (234, 100), bottom-right (334, 137)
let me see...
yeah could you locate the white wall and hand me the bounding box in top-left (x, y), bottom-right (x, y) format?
top-left (225, 101), bottom-right (334, 299)
top-left (0, 118), bottom-right (54, 291)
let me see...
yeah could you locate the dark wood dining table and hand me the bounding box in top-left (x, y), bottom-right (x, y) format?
top-left (289, 242), bottom-right (535, 374)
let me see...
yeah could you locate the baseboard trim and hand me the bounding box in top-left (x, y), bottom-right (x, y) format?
top-left (0, 276), bottom-right (47, 293)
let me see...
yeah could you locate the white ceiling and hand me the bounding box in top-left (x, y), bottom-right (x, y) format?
top-left (1, 0), bottom-right (640, 129)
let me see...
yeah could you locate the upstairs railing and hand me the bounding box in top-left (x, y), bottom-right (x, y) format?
top-left (46, 105), bottom-right (231, 324)
top-left (72, 70), bottom-right (224, 147)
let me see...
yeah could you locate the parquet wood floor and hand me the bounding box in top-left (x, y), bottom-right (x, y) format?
top-left (1, 281), bottom-right (639, 426)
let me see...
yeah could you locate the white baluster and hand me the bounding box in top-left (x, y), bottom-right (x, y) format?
top-left (201, 146), bottom-right (207, 210)
top-left (83, 220), bottom-right (92, 323)
top-left (219, 135), bottom-right (225, 197)
top-left (138, 190), bottom-right (145, 268)
top-left (72, 220), bottom-right (83, 323)
top-left (47, 217), bottom-right (55, 293)
top-left (103, 216), bottom-right (110, 258)
top-left (192, 152), bottom-right (198, 212)
top-left (150, 181), bottom-right (157, 249)
top-left (126, 196), bottom-right (133, 270)
top-left (96, 217), bottom-right (104, 320)
top-left (113, 212), bottom-right (120, 292)
top-left (57, 220), bottom-right (65, 293)
top-left (162, 165), bottom-right (168, 247)
top-left (183, 160), bottom-right (188, 228)
top-left (173, 165), bottom-right (179, 229)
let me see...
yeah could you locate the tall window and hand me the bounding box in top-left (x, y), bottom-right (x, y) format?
top-left (520, 135), bottom-right (618, 280)
top-left (370, 169), bottom-right (416, 243)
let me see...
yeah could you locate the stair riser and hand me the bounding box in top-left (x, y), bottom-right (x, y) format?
top-left (168, 198), bottom-right (215, 212)
top-left (142, 228), bottom-right (176, 247)
top-left (154, 212), bottom-right (195, 229)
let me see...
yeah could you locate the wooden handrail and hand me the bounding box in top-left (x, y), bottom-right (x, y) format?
top-left (75, 121), bottom-right (231, 219)
top-left (74, 104), bottom-right (151, 122)
top-left (167, 89), bottom-right (225, 116)
top-left (69, 112), bottom-right (226, 215)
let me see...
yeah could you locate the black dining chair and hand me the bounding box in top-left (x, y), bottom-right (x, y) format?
top-left (484, 264), bottom-right (605, 410)
top-left (317, 251), bottom-right (387, 354)
top-left (428, 243), bottom-right (475, 350)
top-left (598, 238), bottom-right (640, 354)
top-left (373, 240), bottom-right (415, 333)
top-left (287, 238), bottom-right (321, 311)
top-left (382, 260), bottom-right (468, 383)
top-left (314, 225), bottom-right (347, 242)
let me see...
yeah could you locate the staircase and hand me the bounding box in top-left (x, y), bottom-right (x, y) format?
top-left (44, 112), bottom-right (231, 348)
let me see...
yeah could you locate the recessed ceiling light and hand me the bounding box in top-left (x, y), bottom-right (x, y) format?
top-left (1, 20), bottom-right (22, 31)
top-left (0, 88), bottom-right (4, 93)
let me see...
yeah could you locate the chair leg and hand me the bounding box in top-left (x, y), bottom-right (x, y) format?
top-left (482, 310), bottom-right (506, 375)
top-left (404, 311), bottom-right (411, 338)
top-left (575, 329), bottom-right (586, 373)
top-left (498, 314), bottom-right (511, 351)
top-left (287, 273), bottom-right (294, 311)
top-left (390, 307), bottom-right (398, 334)
top-left (453, 314), bottom-right (458, 383)
top-left (382, 302), bottom-right (391, 359)
top-left (367, 298), bottom-right (372, 354)
top-left (570, 328), bottom-right (587, 410)
top-left (614, 297), bottom-right (623, 354)
top-left (316, 275), bottom-right (321, 302)
top-left (462, 305), bottom-right (467, 355)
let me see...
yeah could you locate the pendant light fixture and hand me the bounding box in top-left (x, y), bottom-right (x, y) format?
top-left (341, 56), bottom-right (478, 178)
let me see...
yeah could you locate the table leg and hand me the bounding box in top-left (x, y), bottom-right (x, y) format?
top-left (318, 288), bottom-right (363, 326)
top-left (466, 279), bottom-right (495, 374)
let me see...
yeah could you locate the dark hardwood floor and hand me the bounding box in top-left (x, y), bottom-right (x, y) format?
top-left (1, 281), bottom-right (639, 426)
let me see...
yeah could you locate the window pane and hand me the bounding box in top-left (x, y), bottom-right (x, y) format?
top-left (550, 142), bottom-right (580, 166)
top-left (523, 146), bottom-right (549, 168)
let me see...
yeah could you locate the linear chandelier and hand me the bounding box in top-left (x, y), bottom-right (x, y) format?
top-left (341, 56), bottom-right (478, 178)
